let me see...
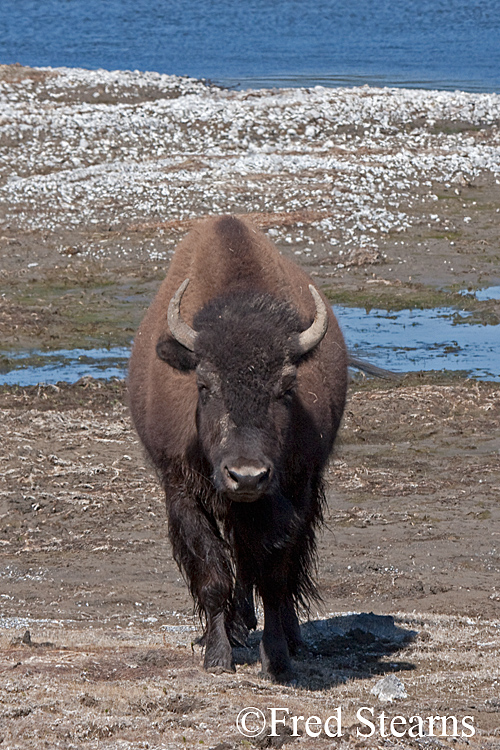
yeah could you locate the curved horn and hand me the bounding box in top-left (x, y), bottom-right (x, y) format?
top-left (167, 278), bottom-right (198, 351)
top-left (296, 285), bottom-right (329, 355)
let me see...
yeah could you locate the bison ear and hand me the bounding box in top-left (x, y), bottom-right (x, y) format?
top-left (156, 337), bottom-right (197, 372)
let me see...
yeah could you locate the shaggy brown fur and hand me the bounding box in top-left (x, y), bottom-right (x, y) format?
top-left (128, 216), bottom-right (348, 681)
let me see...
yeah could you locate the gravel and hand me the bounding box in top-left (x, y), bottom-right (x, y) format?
top-left (1, 64), bottom-right (499, 269)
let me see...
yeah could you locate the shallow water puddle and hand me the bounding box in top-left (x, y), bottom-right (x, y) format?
top-left (0, 347), bottom-right (130, 386)
top-left (460, 285), bottom-right (500, 301)
top-left (337, 306), bottom-right (499, 381)
top-left (0, 307), bottom-right (498, 385)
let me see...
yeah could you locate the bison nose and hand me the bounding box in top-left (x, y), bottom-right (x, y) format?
top-left (224, 463), bottom-right (271, 495)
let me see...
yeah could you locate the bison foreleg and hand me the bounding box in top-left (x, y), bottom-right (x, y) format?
top-left (259, 596), bottom-right (303, 680)
top-left (259, 597), bottom-right (294, 683)
top-left (226, 579), bottom-right (257, 646)
top-left (166, 488), bottom-right (234, 672)
top-left (280, 597), bottom-right (303, 656)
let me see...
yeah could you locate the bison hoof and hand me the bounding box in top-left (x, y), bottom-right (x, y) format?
top-left (259, 664), bottom-right (296, 684)
top-left (259, 641), bottom-right (295, 684)
top-left (204, 648), bottom-right (235, 673)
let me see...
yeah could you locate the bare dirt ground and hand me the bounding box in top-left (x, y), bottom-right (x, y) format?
top-left (0, 377), bottom-right (499, 749)
top-left (0, 65), bottom-right (500, 749)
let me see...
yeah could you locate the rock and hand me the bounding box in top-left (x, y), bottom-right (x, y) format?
top-left (21, 629), bottom-right (31, 645)
top-left (371, 674), bottom-right (408, 702)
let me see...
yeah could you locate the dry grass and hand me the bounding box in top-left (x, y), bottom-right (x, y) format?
top-left (128, 208), bottom-right (329, 234)
top-left (0, 378), bottom-right (499, 748)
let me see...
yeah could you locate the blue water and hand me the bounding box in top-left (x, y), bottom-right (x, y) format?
top-left (337, 306), bottom-right (500, 382)
top-left (1, 307), bottom-right (498, 385)
top-left (0, 347), bottom-right (129, 386)
top-left (1, 0), bottom-right (499, 92)
top-left (460, 285), bottom-right (500, 301)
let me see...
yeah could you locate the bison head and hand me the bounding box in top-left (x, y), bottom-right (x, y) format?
top-left (156, 281), bottom-right (328, 502)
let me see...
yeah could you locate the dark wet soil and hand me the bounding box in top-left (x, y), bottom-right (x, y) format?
top-left (1, 174), bottom-right (500, 352)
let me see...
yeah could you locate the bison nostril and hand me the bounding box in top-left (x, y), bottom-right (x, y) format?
top-left (225, 465), bottom-right (271, 492)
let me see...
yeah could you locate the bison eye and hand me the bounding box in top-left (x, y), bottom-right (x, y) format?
top-left (195, 364), bottom-right (220, 402)
top-left (197, 377), bottom-right (214, 404)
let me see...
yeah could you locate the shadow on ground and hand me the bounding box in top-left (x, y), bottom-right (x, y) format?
top-left (233, 612), bottom-right (416, 690)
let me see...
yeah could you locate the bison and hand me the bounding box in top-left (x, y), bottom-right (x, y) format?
top-left (128, 215), bottom-right (348, 681)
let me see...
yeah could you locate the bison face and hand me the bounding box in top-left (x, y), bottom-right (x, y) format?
top-left (193, 359), bottom-right (299, 501)
top-left (156, 285), bottom-right (328, 502)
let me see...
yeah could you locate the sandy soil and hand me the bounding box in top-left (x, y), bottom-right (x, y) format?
top-left (0, 64), bottom-right (500, 749)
